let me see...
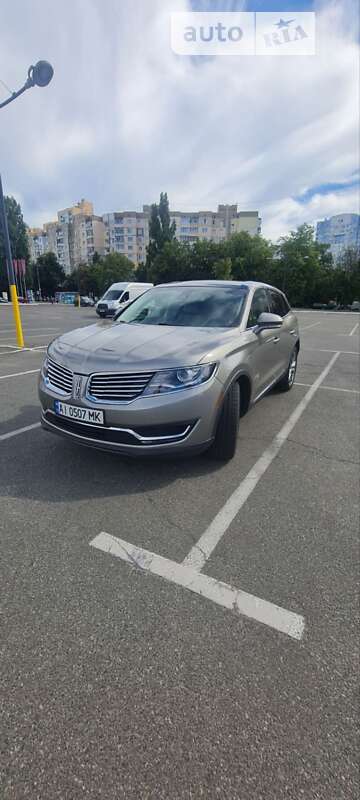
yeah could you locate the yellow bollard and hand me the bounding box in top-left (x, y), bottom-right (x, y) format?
top-left (9, 283), bottom-right (25, 347)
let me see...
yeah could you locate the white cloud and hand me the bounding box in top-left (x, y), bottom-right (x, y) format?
top-left (0, 0), bottom-right (358, 241)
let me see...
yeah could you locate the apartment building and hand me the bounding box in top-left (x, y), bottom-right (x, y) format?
top-left (316, 213), bottom-right (360, 263)
top-left (28, 202), bottom-right (261, 272)
top-left (103, 205), bottom-right (261, 265)
top-left (103, 211), bottom-right (149, 266)
top-left (27, 228), bottom-right (48, 262)
top-left (28, 200), bottom-right (105, 274)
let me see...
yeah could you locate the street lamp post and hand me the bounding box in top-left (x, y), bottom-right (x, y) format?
top-left (0, 60), bottom-right (54, 346)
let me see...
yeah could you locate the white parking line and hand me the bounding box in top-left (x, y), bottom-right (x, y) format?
top-left (90, 533), bottom-right (304, 640)
top-left (0, 345), bottom-right (47, 357)
top-left (349, 322), bottom-right (359, 337)
top-left (183, 352), bottom-right (340, 572)
top-left (0, 327), bottom-right (60, 335)
top-left (0, 422), bottom-right (41, 442)
top-left (90, 355), bottom-right (341, 639)
top-left (0, 369), bottom-right (40, 380)
top-left (300, 321), bottom-right (322, 331)
top-left (295, 382), bottom-right (359, 394)
top-left (303, 347), bottom-right (358, 355)
top-left (0, 333), bottom-right (57, 342)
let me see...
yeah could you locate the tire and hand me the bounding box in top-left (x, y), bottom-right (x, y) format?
top-left (276, 346), bottom-right (298, 392)
top-left (208, 381), bottom-right (240, 462)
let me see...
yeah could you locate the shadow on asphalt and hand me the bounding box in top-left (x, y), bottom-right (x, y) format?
top-left (1, 404), bottom-right (222, 503)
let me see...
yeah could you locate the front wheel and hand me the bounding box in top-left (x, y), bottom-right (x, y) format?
top-left (208, 381), bottom-right (240, 462)
top-left (276, 346), bottom-right (298, 392)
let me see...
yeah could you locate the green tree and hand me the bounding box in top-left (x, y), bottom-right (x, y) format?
top-left (150, 240), bottom-right (192, 284)
top-left (36, 253), bottom-right (65, 297)
top-left (146, 192), bottom-right (176, 270)
top-left (224, 232), bottom-right (274, 283)
top-left (0, 196), bottom-right (30, 292)
top-left (213, 257), bottom-right (232, 280)
top-left (274, 224), bottom-right (330, 307)
top-left (97, 252), bottom-right (134, 295)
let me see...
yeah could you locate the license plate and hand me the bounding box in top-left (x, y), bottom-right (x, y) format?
top-left (54, 401), bottom-right (104, 425)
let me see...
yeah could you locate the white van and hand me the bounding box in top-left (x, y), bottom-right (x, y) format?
top-left (95, 282), bottom-right (153, 318)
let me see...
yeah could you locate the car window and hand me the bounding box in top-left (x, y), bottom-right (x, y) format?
top-left (269, 289), bottom-right (289, 317)
top-left (120, 291), bottom-right (129, 303)
top-left (246, 288), bottom-right (270, 328)
top-left (103, 289), bottom-right (124, 301)
top-left (117, 285), bottom-right (248, 328)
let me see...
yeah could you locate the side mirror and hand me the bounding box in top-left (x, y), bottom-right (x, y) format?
top-left (256, 312), bottom-right (283, 331)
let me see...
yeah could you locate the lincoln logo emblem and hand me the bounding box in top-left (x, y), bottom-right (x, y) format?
top-left (73, 376), bottom-right (83, 400)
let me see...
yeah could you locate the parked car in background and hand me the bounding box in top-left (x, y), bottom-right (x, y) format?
top-left (95, 282), bottom-right (153, 318)
top-left (75, 296), bottom-right (95, 307)
top-left (39, 280), bottom-right (300, 462)
top-left (350, 300), bottom-right (360, 312)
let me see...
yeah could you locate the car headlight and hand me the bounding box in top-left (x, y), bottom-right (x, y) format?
top-left (143, 363), bottom-right (216, 396)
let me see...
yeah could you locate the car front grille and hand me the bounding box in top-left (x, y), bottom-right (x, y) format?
top-left (47, 358), bottom-right (73, 395)
top-left (88, 371), bottom-right (155, 402)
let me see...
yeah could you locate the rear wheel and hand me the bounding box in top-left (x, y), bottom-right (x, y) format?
top-left (276, 346), bottom-right (298, 392)
top-left (208, 381), bottom-right (240, 462)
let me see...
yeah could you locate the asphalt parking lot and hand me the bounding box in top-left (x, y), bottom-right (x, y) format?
top-left (0, 303), bottom-right (359, 799)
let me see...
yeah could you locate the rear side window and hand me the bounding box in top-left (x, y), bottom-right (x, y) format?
top-left (246, 288), bottom-right (270, 328)
top-left (268, 290), bottom-right (290, 318)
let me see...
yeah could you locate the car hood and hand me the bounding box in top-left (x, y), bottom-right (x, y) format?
top-left (48, 322), bottom-right (236, 373)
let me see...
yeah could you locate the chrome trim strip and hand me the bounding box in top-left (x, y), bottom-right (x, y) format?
top-left (86, 363), bottom-right (218, 404)
top-left (252, 373), bottom-right (283, 404)
top-left (43, 413), bottom-right (195, 448)
top-left (45, 411), bottom-right (192, 443)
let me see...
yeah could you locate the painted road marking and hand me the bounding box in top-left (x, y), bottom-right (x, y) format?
top-left (0, 369), bottom-right (40, 380)
top-left (349, 322), bottom-right (359, 337)
top-left (0, 422), bottom-right (41, 442)
top-left (303, 347), bottom-right (358, 355)
top-left (0, 332), bottom-right (59, 342)
top-left (295, 382), bottom-right (359, 394)
top-left (90, 532), bottom-right (304, 640)
top-left (295, 310), bottom-right (360, 316)
top-left (0, 345), bottom-right (47, 357)
top-left (0, 327), bottom-right (61, 335)
top-left (89, 357), bottom-right (341, 639)
top-left (183, 352), bottom-right (340, 572)
top-left (300, 321), bottom-right (322, 331)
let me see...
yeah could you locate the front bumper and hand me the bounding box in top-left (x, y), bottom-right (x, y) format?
top-left (39, 373), bottom-right (223, 456)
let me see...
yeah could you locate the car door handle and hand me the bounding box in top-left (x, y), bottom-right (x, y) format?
top-left (273, 336), bottom-right (280, 343)
top-left (290, 329), bottom-right (297, 336)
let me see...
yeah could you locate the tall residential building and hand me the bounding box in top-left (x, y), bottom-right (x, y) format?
top-left (28, 202), bottom-right (261, 272)
top-left (316, 213), bottom-right (360, 263)
top-left (103, 205), bottom-right (261, 264)
top-left (27, 228), bottom-right (48, 262)
top-left (103, 211), bottom-right (149, 266)
top-left (27, 200), bottom-right (105, 274)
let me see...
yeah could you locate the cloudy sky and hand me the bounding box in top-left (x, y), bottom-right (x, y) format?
top-left (1, 0), bottom-right (359, 241)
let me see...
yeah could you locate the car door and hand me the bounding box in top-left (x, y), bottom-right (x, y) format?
top-left (245, 287), bottom-right (281, 398)
top-left (267, 289), bottom-right (295, 376)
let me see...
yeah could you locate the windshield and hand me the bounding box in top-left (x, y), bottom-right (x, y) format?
top-left (102, 289), bottom-right (124, 301)
top-left (116, 285), bottom-right (248, 328)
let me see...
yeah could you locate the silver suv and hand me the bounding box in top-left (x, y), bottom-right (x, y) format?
top-left (39, 281), bottom-right (299, 461)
